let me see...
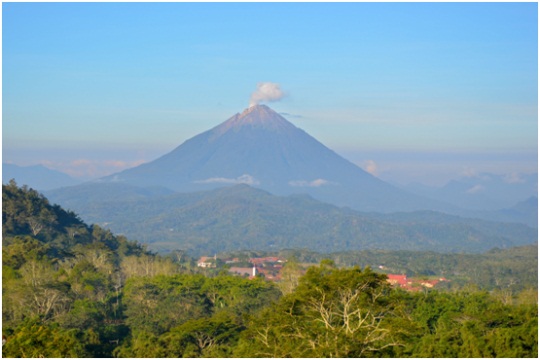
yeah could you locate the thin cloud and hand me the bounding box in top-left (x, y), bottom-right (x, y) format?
top-left (466, 184), bottom-right (485, 194)
top-left (194, 174), bottom-right (260, 185)
top-left (280, 112), bottom-right (303, 119)
top-left (38, 159), bottom-right (148, 179)
top-left (289, 178), bottom-right (335, 187)
top-left (504, 172), bottom-right (526, 184)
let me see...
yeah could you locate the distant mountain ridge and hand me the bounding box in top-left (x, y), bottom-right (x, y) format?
top-left (41, 104), bottom-right (536, 256)
top-left (102, 105), bottom-right (453, 213)
top-left (404, 173), bottom-right (537, 211)
top-left (45, 183), bottom-right (537, 256)
top-left (2, 163), bottom-right (80, 191)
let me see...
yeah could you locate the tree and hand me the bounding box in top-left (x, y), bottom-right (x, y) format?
top-left (277, 256), bottom-right (303, 295)
top-left (120, 253), bottom-right (179, 279)
top-left (2, 320), bottom-right (87, 358)
top-left (159, 312), bottom-right (243, 357)
top-left (5, 258), bottom-right (72, 320)
top-left (121, 275), bottom-right (210, 336)
top-left (407, 289), bottom-right (538, 357)
top-left (236, 263), bottom-right (414, 357)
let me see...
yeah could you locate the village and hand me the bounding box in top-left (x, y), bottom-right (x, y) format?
top-left (386, 273), bottom-right (449, 291)
top-left (197, 255), bottom-right (286, 281)
top-left (197, 255), bottom-right (449, 291)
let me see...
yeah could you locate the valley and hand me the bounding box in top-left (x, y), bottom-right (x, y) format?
top-left (2, 181), bottom-right (538, 357)
top-left (4, 3), bottom-right (537, 357)
top-left (39, 104), bottom-right (536, 258)
top-left (46, 182), bottom-right (536, 256)
top-left (2, 103), bottom-right (538, 359)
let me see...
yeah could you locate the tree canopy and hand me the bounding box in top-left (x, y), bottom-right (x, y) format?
top-left (2, 182), bottom-right (537, 357)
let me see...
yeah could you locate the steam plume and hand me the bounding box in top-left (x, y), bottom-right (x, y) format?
top-left (249, 82), bottom-right (285, 107)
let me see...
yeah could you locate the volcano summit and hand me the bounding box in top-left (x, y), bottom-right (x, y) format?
top-left (103, 105), bottom-right (447, 212)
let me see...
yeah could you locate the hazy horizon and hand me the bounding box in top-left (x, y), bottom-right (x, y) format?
top-left (3, 126), bottom-right (538, 187)
top-left (3, 2), bottom-right (538, 186)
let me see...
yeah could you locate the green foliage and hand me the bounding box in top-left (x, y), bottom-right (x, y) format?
top-left (235, 263), bottom-right (415, 357)
top-left (46, 183), bottom-right (537, 255)
top-left (2, 319), bottom-right (88, 358)
top-left (159, 312), bottom-right (243, 357)
top-left (405, 290), bottom-right (538, 357)
top-left (58, 299), bottom-right (105, 329)
top-left (112, 331), bottom-right (165, 358)
top-left (3, 180), bottom-right (84, 244)
top-left (2, 182), bottom-right (166, 356)
top-left (279, 245), bottom-right (538, 292)
top-left (276, 256), bottom-right (303, 294)
top-left (120, 273), bottom-right (281, 338)
top-left (122, 274), bottom-right (211, 336)
top-left (3, 181), bottom-right (538, 358)
top-left (2, 235), bottom-right (50, 269)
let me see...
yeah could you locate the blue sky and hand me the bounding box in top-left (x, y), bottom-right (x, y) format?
top-left (3, 2), bottom-right (538, 184)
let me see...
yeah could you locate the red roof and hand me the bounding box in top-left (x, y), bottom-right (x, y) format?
top-left (387, 274), bottom-right (408, 286)
top-left (249, 257), bottom-right (282, 264)
top-left (229, 267), bottom-right (254, 276)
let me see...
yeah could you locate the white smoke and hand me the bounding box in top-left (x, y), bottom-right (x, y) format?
top-left (249, 82), bottom-right (286, 107)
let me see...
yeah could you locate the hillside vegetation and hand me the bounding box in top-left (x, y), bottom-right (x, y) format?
top-left (3, 182), bottom-right (537, 357)
top-left (47, 183), bottom-right (537, 255)
top-left (225, 245), bottom-right (538, 292)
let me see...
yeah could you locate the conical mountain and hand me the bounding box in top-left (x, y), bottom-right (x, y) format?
top-left (105, 105), bottom-right (449, 212)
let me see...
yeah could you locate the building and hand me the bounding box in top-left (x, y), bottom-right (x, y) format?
top-left (256, 266), bottom-right (282, 281)
top-left (249, 257), bottom-right (284, 265)
top-left (387, 274), bottom-right (408, 287)
top-left (229, 266), bottom-right (257, 278)
top-left (197, 255), bottom-right (216, 268)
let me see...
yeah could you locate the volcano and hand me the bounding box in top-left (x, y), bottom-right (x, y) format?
top-left (104, 105), bottom-right (449, 212)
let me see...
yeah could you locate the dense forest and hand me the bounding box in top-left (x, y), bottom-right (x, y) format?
top-left (2, 181), bottom-right (538, 357)
top-left (45, 183), bottom-right (537, 255)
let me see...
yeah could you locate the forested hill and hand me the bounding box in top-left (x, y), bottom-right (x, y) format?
top-left (2, 180), bottom-right (147, 259)
top-left (2, 181), bottom-right (192, 357)
top-left (2, 182), bottom-right (538, 358)
top-left (47, 182), bottom-right (537, 255)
